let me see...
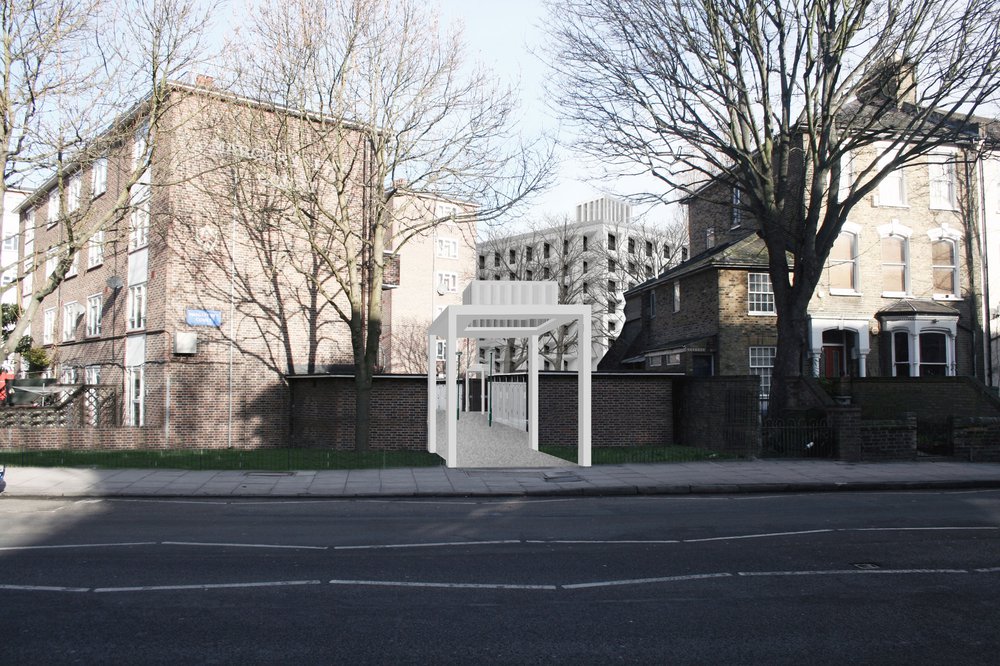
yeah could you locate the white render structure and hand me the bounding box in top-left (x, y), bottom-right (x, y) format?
top-left (983, 150), bottom-right (1000, 386)
top-left (477, 196), bottom-right (682, 371)
top-left (428, 281), bottom-right (592, 468)
top-left (1, 189), bottom-right (28, 305)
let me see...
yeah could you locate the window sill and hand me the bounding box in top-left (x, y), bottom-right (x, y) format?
top-left (929, 205), bottom-right (959, 212)
top-left (932, 294), bottom-right (963, 302)
top-left (881, 291), bottom-right (909, 298)
top-left (874, 201), bottom-right (909, 209)
top-left (748, 311), bottom-right (776, 316)
top-left (87, 263), bottom-right (103, 271)
top-left (829, 289), bottom-right (862, 297)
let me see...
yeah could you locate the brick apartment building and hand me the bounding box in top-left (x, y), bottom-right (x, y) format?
top-left (15, 82), bottom-right (474, 447)
top-left (605, 133), bottom-right (994, 396)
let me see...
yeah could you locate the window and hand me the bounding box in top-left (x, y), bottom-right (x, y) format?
top-left (126, 366), bottom-right (144, 426)
top-left (62, 302), bottom-right (78, 341)
top-left (86, 294), bottom-right (102, 337)
top-left (478, 255), bottom-right (485, 270)
top-left (881, 235), bottom-right (909, 294)
top-left (645, 240), bottom-right (653, 257)
top-left (607, 233), bottom-right (616, 251)
top-left (932, 240), bottom-right (958, 297)
top-left (836, 151), bottom-right (855, 203)
top-left (563, 239), bottom-right (569, 255)
top-left (130, 183), bottom-right (150, 250)
top-left (876, 145), bottom-right (907, 207)
top-left (666, 353), bottom-right (681, 366)
top-left (628, 261), bottom-right (636, 274)
top-left (508, 248), bottom-right (516, 264)
top-left (648, 292), bottom-right (656, 318)
top-left (525, 270), bottom-right (533, 280)
top-left (128, 283), bottom-right (147, 330)
top-left (609, 320), bottom-right (617, 332)
top-left (92, 157), bottom-right (108, 196)
top-left (582, 260), bottom-right (589, 273)
top-left (582, 236), bottom-right (589, 251)
top-left (706, 227), bottom-right (716, 248)
top-left (929, 153), bottom-right (958, 210)
top-left (43, 308), bottom-right (56, 345)
top-left (749, 346), bottom-right (777, 397)
top-left (628, 237), bottom-right (636, 254)
top-left (919, 332), bottom-right (948, 376)
top-left (45, 247), bottom-right (58, 277)
top-left (748, 273), bottom-right (775, 314)
top-left (493, 252), bottom-right (500, 267)
top-left (538, 242), bottom-right (548, 259)
top-left (436, 238), bottom-right (458, 259)
top-left (672, 281), bottom-right (681, 312)
top-left (649, 355), bottom-right (663, 367)
top-left (608, 279), bottom-right (617, 293)
top-left (85, 365), bottom-right (100, 385)
top-left (435, 340), bottom-right (447, 360)
top-left (3, 233), bottom-right (17, 252)
top-left (608, 258), bottom-right (616, 272)
top-left (68, 174), bottom-right (82, 212)
top-left (543, 266), bottom-right (551, 279)
top-left (645, 265), bottom-right (653, 279)
top-left (60, 366), bottom-right (77, 384)
top-left (47, 190), bottom-right (59, 226)
top-left (582, 281), bottom-right (589, 295)
top-left (65, 251), bottom-right (79, 278)
top-left (732, 188), bottom-right (743, 228)
top-left (85, 366), bottom-right (101, 425)
top-left (88, 230), bottom-right (104, 268)
top-left (134, 121), bottom-right (149, 167)
top-left (525, 246), bottom-right (533, 261)
top-left (829, 231), bottom-right (858, 293)
top-left (607, 298), bottom-right (617, 313)
top-left (436, 272), bottom-right (458, 293)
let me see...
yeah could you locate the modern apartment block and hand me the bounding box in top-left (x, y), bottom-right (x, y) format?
top-left (15, 82), bottom-right (473, 447)
top-left (476, 196), bottom-right (685, 371)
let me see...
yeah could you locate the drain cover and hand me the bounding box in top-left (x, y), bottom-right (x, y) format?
top-left (852, 562), bottom-right (881, 570)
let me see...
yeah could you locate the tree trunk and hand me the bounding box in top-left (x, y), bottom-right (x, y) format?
top-left (769, 287), bottom-right (813, 417)
top-left (354, 361), bottom-right (372, 452)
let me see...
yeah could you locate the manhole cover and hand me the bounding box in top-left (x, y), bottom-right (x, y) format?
top-left (852, 562), bottom-right (881, 570)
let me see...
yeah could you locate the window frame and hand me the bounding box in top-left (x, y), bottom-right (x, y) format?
top-left (435, 237), bottom-right (458, 259)
top-left (875, 143), bottom-right (908, 208)
top-left (127, 282), bottom-right (147, 331)
top-left (43, 307), bottom-right (56, 345)
top-left (880, 234), bottom-right (910, 296)
top-left (928, 151), bottom-right (959, 210)
top-left (747, 272), bottom-right (776, 314)
top-left (88, 230), bottom-right (104, 268)
top-left (749, 346), bottom-right (777, 397)
top-left (436, 271), bottom-right (458, 293)
top-left (126, 365), bottom-right (145, 427)
top-left (86, 294), bottom-right (102, 337)
top-left (129, 182), bottom-right (151, 251)
top-left (92, 157), bottom-right (108, 197)
top-left (62, 302), bottom-right (78, 341)
top-left (68, 173), bottom-right (82, 212)
top-left (47, 190), bottom-right (59, 227)
top-left (672, 281), bottom-right (681, 312)
top-left (931, 238), bottom-right (960, 299)
top-left (828, 229), bottom-right (860, 295)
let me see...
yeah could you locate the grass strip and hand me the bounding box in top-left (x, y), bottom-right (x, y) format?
top-left (540, 445), bottom-right (737, 465)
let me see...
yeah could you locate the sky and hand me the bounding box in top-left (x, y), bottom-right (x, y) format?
top-left (435, 0), bottom-right (673, 229)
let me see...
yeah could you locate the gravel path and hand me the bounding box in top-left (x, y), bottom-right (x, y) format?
top-left (436, 411), bottom-right (575, 468)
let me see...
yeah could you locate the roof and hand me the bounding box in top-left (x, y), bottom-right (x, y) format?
top-left (624, 230), bottom-right (767, 296)
top-left (876, 299), bottom-right (961, 318)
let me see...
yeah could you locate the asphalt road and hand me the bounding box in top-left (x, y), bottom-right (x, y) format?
top-left (2, 490), bottom-right (999, 664)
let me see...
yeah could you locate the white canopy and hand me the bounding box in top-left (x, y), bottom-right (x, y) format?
top-left (427, 281), bottom-right (592, 467)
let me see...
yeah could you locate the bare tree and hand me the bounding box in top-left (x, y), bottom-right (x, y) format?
top-left (548, 0), bottom-right (1000, 412)
top-left (0, 0), bottom-right (218, 360)
top-left (218, 0), bottom-right (551, 450)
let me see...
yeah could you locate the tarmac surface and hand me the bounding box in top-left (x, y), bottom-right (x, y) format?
top-left (3, 459), bottom-right (1000, 498)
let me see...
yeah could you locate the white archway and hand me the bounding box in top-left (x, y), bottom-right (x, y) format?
top-left (427, 281), bottom-right (592, 468)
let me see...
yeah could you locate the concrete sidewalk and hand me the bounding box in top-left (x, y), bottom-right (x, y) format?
top-left (3, 460), bottom-right (1000, 498)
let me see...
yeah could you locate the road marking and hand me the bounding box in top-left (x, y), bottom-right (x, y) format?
top-left (562, 573), bottom-right (732, 589)
top-left (684, 529), bottom-right (834, 543)
top-left (525, 540), bottom-right (681, 544)
top-left (738, 568), bottom-right (968, 577)
top-left (328, 579), bottom-right (557, 590)
top-left (333, 540), bottom-right (521, 550)
top-left (974, 567), bottom-right (1000, 572)
top-left (162, 541), bottom-right (328, 550)
top-left (94, 580), bottom-right (322, 593)
top-left (0, 542), bottom-right (156, 551)
top-left (0, 584), bottom-right (90, 592)
top-left (850, 527), bottom-right (999, 532)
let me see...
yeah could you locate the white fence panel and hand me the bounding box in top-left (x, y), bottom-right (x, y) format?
top-left (491, 380), bottom-right (527, 430)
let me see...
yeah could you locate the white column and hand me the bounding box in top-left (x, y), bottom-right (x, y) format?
top-left (858, 354), bottom-right (868, 378)
top-left (578, 313), bottom-right (592, 467)
top-left (809, 352), bottom-right (821, 377)
top-left (446, 312), bottom-right (458, 468)
top-left (909, 332), bottom-right (919, 377)
top-left (481, 370), bottom-right (486, 413)
top-left (427, 334), bottom-right (436, 454)
top-left (528, 333), bottom-right (539, 451)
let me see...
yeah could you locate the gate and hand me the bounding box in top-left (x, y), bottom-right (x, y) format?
top-left (759, 413), bottom-right (835, 458)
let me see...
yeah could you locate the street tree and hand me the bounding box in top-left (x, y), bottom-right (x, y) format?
top-left (0, 0), bottom-right (218, 360)
top-left (547, 0), bottom-right (1000, 412)
top-left (218, 0), bottom-right (551, 450)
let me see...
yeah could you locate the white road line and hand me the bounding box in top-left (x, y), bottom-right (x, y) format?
top-left (333, 540), bottom-right (521, 550)
top-left (525, 540), bottom-right (681, 545)
top-left (562, 573), bottom-right (732, 589)
top-left (850, 527), bottom-right (999, 532)
top-left (738, 568), bottom-right (968, 577)
top-left (328, 579), bottom-right (557, 590)
top-left (162, 541), bottom-right (328, 550)
top-left (684, 529), bottom-right (834, 543)
top-left (974, 567), bottom-right (1000, 572)
top-left (109, 499), bottom-right (229, 505)
top-left (0, 542), bottom-right (156, 552)
top-left (0, 584), bottom-right (90, 592)
top-left (94, 580), bottom-right (322, 593)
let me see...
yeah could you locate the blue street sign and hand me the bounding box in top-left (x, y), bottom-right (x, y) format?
top-left (186, 309), bottom-right (222, 327)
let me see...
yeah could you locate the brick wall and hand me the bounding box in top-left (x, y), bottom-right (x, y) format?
top-left (952, 417), bottom-right (1000, 462)
top-left (673, 376), bottom-right (761, 455)
top-left (845, 376), bottom-right (1000, 423)
top-left (859, 413), bottom-right (918, 461)
top-left (535, 373), bottom-right (674, 447)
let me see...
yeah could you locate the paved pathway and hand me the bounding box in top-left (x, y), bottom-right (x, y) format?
top-left (3, 460), bottom-right (1000, 498)
top-left (437, 411), bottom-right (573, 468)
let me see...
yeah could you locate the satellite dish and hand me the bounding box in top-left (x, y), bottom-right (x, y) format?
top-left (436, 285), bottom-right (447, 296)
top-left (106, 275), bottom-right (124, 290)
